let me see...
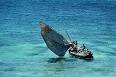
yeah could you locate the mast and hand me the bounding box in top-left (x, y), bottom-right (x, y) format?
top-left (65, 31), bottom-right (72, 42)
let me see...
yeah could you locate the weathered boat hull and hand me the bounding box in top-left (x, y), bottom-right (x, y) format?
top-left (69, 51), bottom-right (93, 60)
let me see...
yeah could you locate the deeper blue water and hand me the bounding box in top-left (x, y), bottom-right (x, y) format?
top-left (0, 0), bottom-right (116, 77)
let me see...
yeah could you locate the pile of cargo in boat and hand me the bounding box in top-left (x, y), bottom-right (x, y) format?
top-left (69, 46), bottom-right (93, 59)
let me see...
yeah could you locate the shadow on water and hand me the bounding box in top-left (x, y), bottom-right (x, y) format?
top-left (47, 56), bottom-right (93, 63)
top-left (47, 57), bottom-right (65, 63)
top-left (84, 58), bottom-right (94, 62)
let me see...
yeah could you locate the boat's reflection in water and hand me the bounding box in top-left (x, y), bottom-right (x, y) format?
top-left (47, 57), bottom-right (65, 63)
top-left (47, 57), bottom-right (93, 63)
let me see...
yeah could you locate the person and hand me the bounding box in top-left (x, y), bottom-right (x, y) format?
top-left (75, 41), bottom-right (78, 47)
top-left (87, 49), bottom-right (89, 51)
top-left (73, 47), bottom-right (77, 52)
top-left (68, 42), bottom-right (74, 54)
top-left (87, 49), bottom-right (90, 52)
top-left (82, 44), bottom-right (86, 51)
top-left (72, 41), bottom-right (77, 45)
top-left (69, 42), bottom-right (74, 48)
top-left (75, 41), bottom-right (77, 45)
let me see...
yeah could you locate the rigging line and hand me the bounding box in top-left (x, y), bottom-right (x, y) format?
top-left (65, 31), bottom-right (72, 42)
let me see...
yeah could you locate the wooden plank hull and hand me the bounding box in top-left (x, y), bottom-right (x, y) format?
top-left (69, 50), bottom-right (93, 60)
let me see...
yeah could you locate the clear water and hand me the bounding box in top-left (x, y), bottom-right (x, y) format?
top-left (0, 0), bottom-right (116, 77)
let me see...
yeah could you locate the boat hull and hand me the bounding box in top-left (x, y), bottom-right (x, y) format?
top-left (69, 50), bottom-right (93, 60)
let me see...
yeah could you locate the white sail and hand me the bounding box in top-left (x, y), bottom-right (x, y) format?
top-left (40, 22), bottom-right (70, 57)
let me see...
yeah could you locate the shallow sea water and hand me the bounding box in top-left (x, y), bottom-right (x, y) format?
top-left (0, 0), bottom-right (116, 77)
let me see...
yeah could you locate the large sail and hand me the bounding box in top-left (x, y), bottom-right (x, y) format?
top-left (40, 22), bottom-right (70, 57)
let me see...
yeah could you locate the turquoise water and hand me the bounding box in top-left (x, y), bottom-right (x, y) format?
top-left (0, 0), bottom-right (116, 77)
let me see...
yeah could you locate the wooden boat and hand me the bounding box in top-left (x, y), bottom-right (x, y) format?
top-left (69, 47), bottom-right (93, 59)
top-left (40, 22), bottom-right (93, 59)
